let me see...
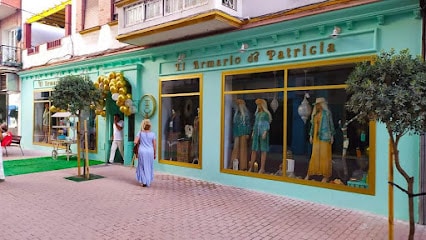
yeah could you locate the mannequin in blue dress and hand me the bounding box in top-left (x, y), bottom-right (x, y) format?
top-left (230, 99), bottom-right (251, 170)
top-left (249, 98), bottom-right (272, 174)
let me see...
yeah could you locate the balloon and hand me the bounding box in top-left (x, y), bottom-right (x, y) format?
top-left (99, 82), bottom-right (104, 90)
top-left (116, 99), bottom-right (124, 107)
top-left (117, 94), bottom-right (126, 103)
top-left (108, 72), bottom-right (116, 79)
top-left (119, 106), bottom-right (128, 113)
top-left (126, 93), bottom-right (132, 99)
top-left (115, 80), bottom-right (122, 89)
top-left (101, 111), bottom-right (106, 117)
top-left (104, 85), bottom-right (110, 91)
top-left (110, 85), bottom-right (118, 94)
top-left (95, 109), bottom-right (101, 115)
top-left (94, 82), bottom-right (99, 89)
top-left (119, 86), bottom-right (127, 95)
top-left (49, 105), bottom-right (57, 112)
top-left (112, 93), bottom-right (119, 101)
top-left (103, 78), bottom-right (110, 86)
top-left (125, 99), bottom-right (133, 107)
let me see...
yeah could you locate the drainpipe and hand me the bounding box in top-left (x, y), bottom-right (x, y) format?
top-left (419, 0), bottom-right (426, 226)
top-left (82, 0), bottom-right (86, 30)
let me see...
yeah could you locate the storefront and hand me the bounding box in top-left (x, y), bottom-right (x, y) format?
top-left (19, 0), bottom-right (421, 221)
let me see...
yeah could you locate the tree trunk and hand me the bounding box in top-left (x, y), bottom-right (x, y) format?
top-left (392, 139), bottom-right (416, 240)
top-left (408, 177), bottom-right (415, 240)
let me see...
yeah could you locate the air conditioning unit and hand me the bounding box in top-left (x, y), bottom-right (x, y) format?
top-left (0, 73), bottom-right (20, 93)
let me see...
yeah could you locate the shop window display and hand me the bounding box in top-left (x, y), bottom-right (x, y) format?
top-left (33, 91), bottom-right (51, 144)
top-left (33, 91), bottom-right (98, 150)
top-left (222, 61), bottom-right (374, 192)
top-left (160, 76), bottom-right (201, 165)
top-left (79, 109), bottom-right (98, 151)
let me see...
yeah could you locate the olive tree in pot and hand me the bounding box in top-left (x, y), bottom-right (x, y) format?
top-left (346, 49), bottom-right (426, 240)
top-left (51, 75), bottom-right (102, 178)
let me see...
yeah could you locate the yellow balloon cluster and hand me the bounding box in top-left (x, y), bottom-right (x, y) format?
top-left (93, 71), bottom-right (137, 117)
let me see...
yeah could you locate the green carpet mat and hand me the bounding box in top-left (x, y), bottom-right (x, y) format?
top-left (3, 156), bottom-right (104, 176)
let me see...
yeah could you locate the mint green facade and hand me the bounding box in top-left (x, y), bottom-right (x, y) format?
top-left (19, 0), bottom-right (423, 221)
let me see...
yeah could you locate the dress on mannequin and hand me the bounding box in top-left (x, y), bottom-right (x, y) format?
top-left (305, 97), bottom-right (335, 183)
top-left (167, 109), bottom-right (181, 160)
top-left (230, 99), bottom-right (251, 170)
top-left (249, 99), bottom-right (273, 174)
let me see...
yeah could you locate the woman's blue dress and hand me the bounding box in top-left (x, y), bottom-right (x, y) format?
top-left (136, 131), bottom-right (156, 186)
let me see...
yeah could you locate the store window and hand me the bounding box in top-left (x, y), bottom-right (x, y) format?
top-left (222, 59), bottom-right (375, 193)
top-left (159, 75), bottom-right (201, 167)
top-left (33, 91), bottom-right (51, 144)
top-left (33, 90), bottom-right (98, 151)
top-left (79, 109), bottom-right (98, 152)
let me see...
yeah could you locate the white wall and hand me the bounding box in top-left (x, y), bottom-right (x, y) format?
top-left (242, 0), bottom-right (327, 18)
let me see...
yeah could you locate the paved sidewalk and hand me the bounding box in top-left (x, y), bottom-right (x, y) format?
top-left (1, 163), bottom-right (426, 240)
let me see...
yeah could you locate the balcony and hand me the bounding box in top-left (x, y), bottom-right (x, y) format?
top-left (0, 45), bottom-right (21, 70)
top-left (0, 0), bottom-right (20, 21)
top-left (116, 0), bottom-right (243, 46)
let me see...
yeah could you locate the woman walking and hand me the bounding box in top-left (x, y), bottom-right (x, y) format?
top-left (134, 119), bottom-right (156, 187)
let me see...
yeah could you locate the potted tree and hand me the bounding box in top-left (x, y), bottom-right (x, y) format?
top-left (346, 49), bottom-right (426, 240)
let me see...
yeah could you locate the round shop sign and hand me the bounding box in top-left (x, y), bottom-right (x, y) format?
top-left (139, 94), bottom-right (157, 119)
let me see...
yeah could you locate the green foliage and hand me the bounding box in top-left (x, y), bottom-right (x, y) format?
top-left (346, 49), bottom-right (426, 136)
top-left (51, 75), bottom-right (102, 115)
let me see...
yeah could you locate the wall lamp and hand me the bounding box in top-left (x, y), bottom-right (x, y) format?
top-left (239, 43), bottom-right (249, 53)
top-left (177, 53), bottom-right (185, 62)
top-left (330, 26), bottom-right (341, 39)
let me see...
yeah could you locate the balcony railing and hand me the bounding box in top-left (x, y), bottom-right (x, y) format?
top-left (47, 39), bottom-right (62, 49)
top-left (124, 0), bottom-right (208, 26)
top-left (0, 45), bottom-right (21, 68)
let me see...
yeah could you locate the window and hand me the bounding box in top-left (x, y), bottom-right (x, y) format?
top-left (79, 109), bottom-right (98, 152)
top-left (222, 58), bottom-right (375, 193)
top-left (34, 91), bottom-right (52, 144)
top-left (222, 0), bottom-right (236, 10)
top-left (160, 75), bottom-right (202, 166)
top-left (33, 90), bottom-right (98, 151)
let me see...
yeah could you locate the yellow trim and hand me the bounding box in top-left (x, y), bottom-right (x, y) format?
top-left (26, 0), bottom-right (71, 24)
top-left (79, 26), bottom-right (101, 35)
top-left (158, 73), bottom-right (203, 169)
top-left (108, 20), bottom-right (118, 27)
top-left (117, 10), bottom-right (242, 43)
top-left (221, 55), bottom-right (376, 195)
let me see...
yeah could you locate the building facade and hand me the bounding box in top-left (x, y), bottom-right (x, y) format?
top-left (18, 0), bottom-right (425, 222)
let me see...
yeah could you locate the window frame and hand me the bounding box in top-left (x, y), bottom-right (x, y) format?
top-left (159, 74), bottom-right (203, 169)
top-left (220, 56), bottom-right (376, 195)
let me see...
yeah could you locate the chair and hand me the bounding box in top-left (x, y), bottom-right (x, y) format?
top-left (11, 135), bottom-right (24, 156)
top-left (1, 133), bottom-right (13, 156)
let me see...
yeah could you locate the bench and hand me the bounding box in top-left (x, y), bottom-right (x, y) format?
top-left (2, 135), bottom-right (24, 156)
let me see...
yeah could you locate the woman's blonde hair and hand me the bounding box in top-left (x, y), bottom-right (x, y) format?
top-left (141, 119), bottom-right (152, 130)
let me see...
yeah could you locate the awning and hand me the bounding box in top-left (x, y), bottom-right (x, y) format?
top-left (52, 112), bottom-right (72, 118)
top-left (26, 0), bottom-right (71, 28)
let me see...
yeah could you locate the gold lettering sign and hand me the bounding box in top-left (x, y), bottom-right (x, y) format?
top-left (176, 42), bottom-right (336, 72)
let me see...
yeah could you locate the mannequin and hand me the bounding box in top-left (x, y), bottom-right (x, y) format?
top-left (249, 99), bottom-right (272, 174)
top-left (191, 107), bottom-right (200, 162)
top-left (42, 103), bottom-right (50, 143)
top-left (305, 97), bottom-right (335, 183)
top-left (230, 99), bottom-right (251, 170)
top-left (167, 109), bottom-right (181, 160)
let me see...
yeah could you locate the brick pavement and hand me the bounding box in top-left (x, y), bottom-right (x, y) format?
top-left (1, 154), bottom-right (426, 239)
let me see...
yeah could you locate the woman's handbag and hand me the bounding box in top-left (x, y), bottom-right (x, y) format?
top-left (133, 142), bottom-right (139, 157)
